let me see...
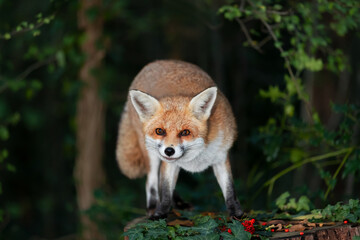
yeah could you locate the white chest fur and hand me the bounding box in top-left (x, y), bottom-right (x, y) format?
top-left (176, 132), bottom-right (229, 172)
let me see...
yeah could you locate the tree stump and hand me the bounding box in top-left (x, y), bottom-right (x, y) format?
top-left (123, 212), bottom-right (360, 240)
top-left (270, 223), bottom-right (360, 240)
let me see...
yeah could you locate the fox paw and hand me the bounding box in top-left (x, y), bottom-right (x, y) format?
top-left (230, 209), bottom-right (245, 220)
top-left (149, 212), bottom-right (168, 220)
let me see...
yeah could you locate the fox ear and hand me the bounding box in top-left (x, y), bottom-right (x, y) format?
top-left (189, 87), bottom-right (217, 121)
top-left (129, 90), bottom-right (161, 122)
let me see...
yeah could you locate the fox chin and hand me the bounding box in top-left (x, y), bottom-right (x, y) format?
top-left (116, 60), bottom-right (244, 219)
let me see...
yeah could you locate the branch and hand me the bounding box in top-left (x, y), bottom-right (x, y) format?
top-left (244, 0), bottom-right (313, 119)
top-left (257, 35), bottom-right (272, 48)
top-left (0, 21), bottom-right (45, 40)
top-left (0, 56), bottom-right (56, 93)
top-left (235, 18), bottom-right (263, 53)
top-left (250, 147), bottom-right (355, 201)
top-left (18, 56), bottom-right (56, 80)
top-left (267, 10), bottom-right (291, 16)
top-left (324, 148), bottom-right (354, 199)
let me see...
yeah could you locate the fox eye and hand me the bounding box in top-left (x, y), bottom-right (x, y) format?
top-left (155, 128), bottom-right (166, 135)
top-left (180, 129), bottom-right (191, 136)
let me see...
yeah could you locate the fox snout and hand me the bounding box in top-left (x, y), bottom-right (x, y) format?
top-left (164, 147), bottom-right (175, 157)
top-left (158, 143), bottom-right (184, 160)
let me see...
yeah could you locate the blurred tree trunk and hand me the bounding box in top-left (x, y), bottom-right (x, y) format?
top-left (75, 0), bottom-right (106, 239)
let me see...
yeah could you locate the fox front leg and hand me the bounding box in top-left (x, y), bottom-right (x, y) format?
top-left (146, 155), bottom-right (161, 214)
top-left (150, 161), bottom-right (180, 220)
top-left (213, 158), bottom-right (244, 218)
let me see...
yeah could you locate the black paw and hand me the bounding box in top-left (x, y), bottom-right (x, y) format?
top-left (230, 210), bottom-right (245, 220)
top-left (149, 212), bottom-right (168, 220)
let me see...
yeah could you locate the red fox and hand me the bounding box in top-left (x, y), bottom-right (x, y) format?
top-left (116, 60), bottom-right (243, 219)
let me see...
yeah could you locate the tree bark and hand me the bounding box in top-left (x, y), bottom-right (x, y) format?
top-left (75, 0), bottom-right (106, 239)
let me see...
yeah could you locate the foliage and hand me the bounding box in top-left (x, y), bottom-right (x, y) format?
top-left (316, 199), bottom-right (360, 223)
top-left (0, 0), bottom-right (82, 237)
top-left (85, 188), bottom-right (146, 240)
top-left (219, 0), bottom-right (360, 200)
top-left (220, 220), bottom-right (252, 240)
top-left (275, 192), bottom-right (312, 213)
top-left (124, 216), bottom-right (219, 240)
top-left (123, 214), bottom-right (266, 240)
top-left (0, 7), bottom-right (58, 225)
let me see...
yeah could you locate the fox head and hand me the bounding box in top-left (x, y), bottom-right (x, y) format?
top-left (129, 87), bottom-right (217, 163)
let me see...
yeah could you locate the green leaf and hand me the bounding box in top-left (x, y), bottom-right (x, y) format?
top-left (2, 149), bottom-right (8, 158)
top-left (273, 14), bottom-right (281, 23)
top-left (284, 75), bottom-right (299, 96)
top-left (184, 233), bottom-right (219, 240)
top-left (218, 5), bottom-right (242, 21)
top-left (31, 80), bottom-right (43, 91)
top-left (0, 126), bottom-right (9, 140)
top-left (43, 17), bottom-right (51, 24)
top-left (276, 192), bottom-right (290, 209)
top-left (290, 149), bottom-right (306, 163)
top-left (348, 199), bottom-right (359, 209)
top-left (6, 163), bottom-right (16, 172)
top-left (7, 80), bottom-right (26, 92)
top-left (220, 231), bottom-right (235, 240)
top-left (32, 30), bottom-right (41, 37)
top-left (284, 104), bottom-right (294, 117)
top-left (4, 33), bottom-right (11, 40)
top-left (274, 41), bottom-right (282, 49)
top-left (122, 225), bottom-right (145, 239)
top-left (273, 4), bottom-right (282, 10)
top-left (292, 48), bottom-right (323, 72)
top-left (21, 21), bottom-right (28, 27)
top-left (228, 221), bottom-right (251, 240)
top-left (259, 86), bottom-right (286, 102)
top-left (144, 227), bottom-right (168, 239)
top-left (297, 196), bottom-right (311, 211)
top-left (56, 50), bottom-right (66, 67)
top-left (287, 198), bottom-right (297, 209)
top-left (312, 113), bottom-right (321, 123)
top-left (191, 216), bottom-right (218, 235)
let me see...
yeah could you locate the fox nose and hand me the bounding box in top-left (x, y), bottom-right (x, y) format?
top-left (164, 147), bottom-right (175, 157)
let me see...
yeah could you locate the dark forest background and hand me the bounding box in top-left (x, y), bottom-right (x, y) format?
top-left (0, 0), bottom-right (359, 239)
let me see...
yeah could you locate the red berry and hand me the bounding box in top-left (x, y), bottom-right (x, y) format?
top-left (262, 222), bottom-right (267, 226)
top-left (285, 229), bottom-right (289, 232)
top-left (228, 228), bottom-right (232, 234)
top-left (344, 220), bottom-right (348, 224)
top-left (271, 229), bottom-right (275, 232)
top-left (300, 232), bottom-right (304, 235)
